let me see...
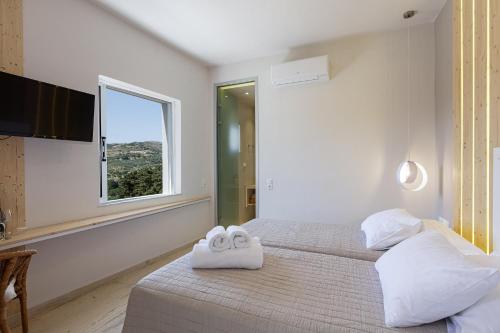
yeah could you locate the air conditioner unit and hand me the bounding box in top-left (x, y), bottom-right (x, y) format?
top-left (271, 55), bottom-right (330, 87)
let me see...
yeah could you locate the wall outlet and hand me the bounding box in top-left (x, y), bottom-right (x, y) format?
top-left (266, 178), bottom-right (274, 191)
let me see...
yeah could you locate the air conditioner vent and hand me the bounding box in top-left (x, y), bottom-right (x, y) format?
top-left (271, 55), bottom-right (330, 87)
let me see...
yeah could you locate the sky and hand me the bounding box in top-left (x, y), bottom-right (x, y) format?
top-left (105, 88), bottom-right (164, 144)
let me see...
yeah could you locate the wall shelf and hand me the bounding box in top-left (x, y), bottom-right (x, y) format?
top-left (0, 196), bottom-right (211, 251)
top-left (246, 185), bottom-right (256, 207)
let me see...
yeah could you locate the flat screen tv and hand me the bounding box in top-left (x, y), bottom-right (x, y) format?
top-left (0, 71), bottom-right (95, 142)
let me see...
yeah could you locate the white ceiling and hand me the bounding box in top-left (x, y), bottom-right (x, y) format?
top-left (93, 0), bottom-right (447, 66)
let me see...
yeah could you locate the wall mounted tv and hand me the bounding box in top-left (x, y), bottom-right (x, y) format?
top-left (0, 71), bottom-right (95, 142)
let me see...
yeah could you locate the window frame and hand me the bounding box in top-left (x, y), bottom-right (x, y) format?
top-left (98, 75), bottom-right (182, 205)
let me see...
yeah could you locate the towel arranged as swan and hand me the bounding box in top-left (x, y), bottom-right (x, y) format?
top-left (191, 225), bottom-right (263, 269)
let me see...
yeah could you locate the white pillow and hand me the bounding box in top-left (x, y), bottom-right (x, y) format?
top-left (447, 255), bottom-right (500, 333)
top-left (361, 208), bottom-right (421, 250)
top-left (422, 220), bottom-right (485, 256)
top-left (375, 231), bottom-right (500, 327)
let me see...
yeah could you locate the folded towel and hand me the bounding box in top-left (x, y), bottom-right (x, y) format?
top-left (191, 237), bottom-right (263, 269)
top-left (227, 225), bottom-right (252, 249)
top-left (206, 226), bottom-right (230, 252)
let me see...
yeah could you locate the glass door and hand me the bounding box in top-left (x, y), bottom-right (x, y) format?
top-left (217, 82), bottom-right (256, 227)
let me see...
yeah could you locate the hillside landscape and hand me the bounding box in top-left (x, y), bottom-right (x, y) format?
top-left (106, 141), bottom-right (163, 200)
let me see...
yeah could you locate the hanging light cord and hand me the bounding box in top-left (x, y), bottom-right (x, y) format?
top-left (407, 14), bottom-right (411, 162)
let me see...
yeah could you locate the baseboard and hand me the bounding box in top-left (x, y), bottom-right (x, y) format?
top-left (8, 239), bottom-right (197, 328)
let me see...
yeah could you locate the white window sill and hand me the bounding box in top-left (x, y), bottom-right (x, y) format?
top-left (99, 192), bottom-right (182, 207)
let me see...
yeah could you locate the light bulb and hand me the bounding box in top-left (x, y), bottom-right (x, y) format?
top-left (397, 160), bottom-right (428, 191)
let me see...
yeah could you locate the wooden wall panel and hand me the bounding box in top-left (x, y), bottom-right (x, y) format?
top-left (0, 0), bottom-right (25, 235)
top-left (454, 0), bottom-right (499, 253)
top-left (474, 0), bottom-right (488, 250)
top-left (462, 0), bottom-right (474, 242)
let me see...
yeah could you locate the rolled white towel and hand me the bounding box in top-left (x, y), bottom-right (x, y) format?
top-left (191, 237), bottom-right (263, 269)
top-left (227, 225), bottom-right (252, 249)
top-left (206, 226), bottom-right (230, 252)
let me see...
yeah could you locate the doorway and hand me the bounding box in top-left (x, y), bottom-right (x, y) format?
top-left (216, 81), bottom-right (256, 228)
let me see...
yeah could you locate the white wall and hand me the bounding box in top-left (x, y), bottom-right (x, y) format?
top-left (435, 0), bottom-right (454, 223)
top-left (211, 24), bottom-right (439, 224)
top-left (23, 0), bottom-right (213, 307)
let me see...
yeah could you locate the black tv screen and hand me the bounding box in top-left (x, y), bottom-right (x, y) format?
top-left (0, 71), bottom-right (95, 142)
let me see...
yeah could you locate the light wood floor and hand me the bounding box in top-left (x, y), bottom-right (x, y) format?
top-left (12, 246), bottom-right (191, 333)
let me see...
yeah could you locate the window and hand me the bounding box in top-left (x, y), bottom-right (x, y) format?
top-left (99, 76), bottom-right (181, 203)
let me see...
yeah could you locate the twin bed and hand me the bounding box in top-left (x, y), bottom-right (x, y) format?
top-left (122, 218), bottom-right (455, 333)
top-left (242, 218), bottom-right (384, 261)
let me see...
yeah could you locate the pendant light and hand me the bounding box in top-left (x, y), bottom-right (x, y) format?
top-left (397, 9), bottom-right (428, 191)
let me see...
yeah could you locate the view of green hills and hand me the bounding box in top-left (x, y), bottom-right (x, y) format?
top-left (106, 141), bottom-right (163, 200)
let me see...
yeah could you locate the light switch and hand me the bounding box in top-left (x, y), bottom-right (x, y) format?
top-left (266, 178), bottom-right (273, 191)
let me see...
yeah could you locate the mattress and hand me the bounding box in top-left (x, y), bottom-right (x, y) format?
top-left (122, 246), bottom-right (446, 333)
top-left (242, 218), bottom-right (384, 261)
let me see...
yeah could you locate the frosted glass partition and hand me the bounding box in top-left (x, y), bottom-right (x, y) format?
top-left (216, 83), bottom-right (256, 227)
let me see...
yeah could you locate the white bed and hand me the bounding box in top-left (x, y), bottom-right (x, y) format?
top-left (241, 218), bottom-right (484, 261)
top-left (122, 246), bottom-right (446, 333)
top-left (241, 218), bottom-right (384, 261)
top-left (122, 217), bottom-right (486, 333)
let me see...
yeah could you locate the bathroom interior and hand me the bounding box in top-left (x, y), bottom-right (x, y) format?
top-left (217, 82), bottom-right (256, 227)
